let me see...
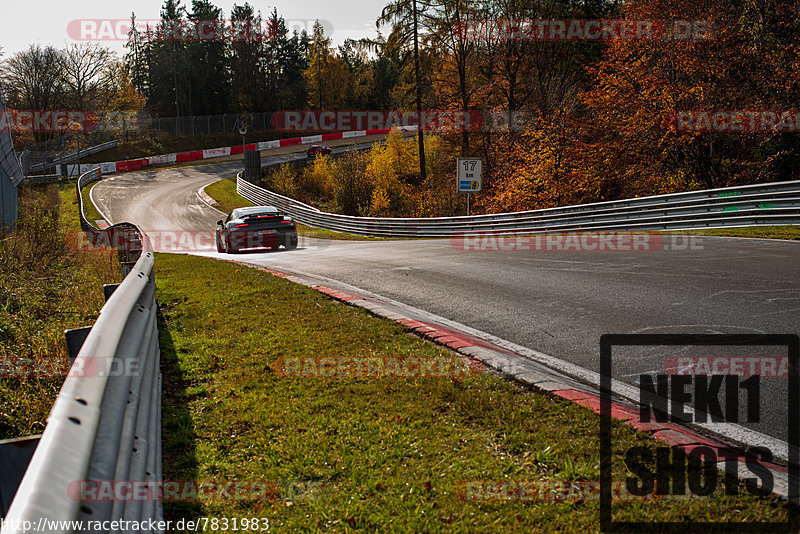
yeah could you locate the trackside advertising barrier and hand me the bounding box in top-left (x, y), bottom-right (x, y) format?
top-left (64, 127), bottom-right (415, 176)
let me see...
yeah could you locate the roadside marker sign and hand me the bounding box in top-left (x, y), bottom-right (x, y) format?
top-left (457, 158), bottom-right (482, 193)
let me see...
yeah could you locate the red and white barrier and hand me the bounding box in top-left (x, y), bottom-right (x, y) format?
top-left (67, 126), bottom-right (411, 176)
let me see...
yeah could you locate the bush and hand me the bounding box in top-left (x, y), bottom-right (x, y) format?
top-left (331, 151), bottom-right (373, 216)
top-left (265, 163), bottom-right (300, 199)
top-left (260, 132), bottom-right (464, 217)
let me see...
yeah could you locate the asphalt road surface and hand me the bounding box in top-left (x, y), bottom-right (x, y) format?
top-left (93, 154), bottom-right (800, 444)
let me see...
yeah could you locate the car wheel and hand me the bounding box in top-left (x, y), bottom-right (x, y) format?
top-left (216, 232), bottom-right (226, 253)
top-left (285, 234), bottom-right (298, 250)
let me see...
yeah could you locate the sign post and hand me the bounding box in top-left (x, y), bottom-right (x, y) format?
top-left (457, 157), bottom-right (482, 216)
top-left (239, 126), bottom-right (248, 155)
top-left (68, 120), bottom-right (83, 178)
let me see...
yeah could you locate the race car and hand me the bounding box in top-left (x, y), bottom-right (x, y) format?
top-left (216, 206), bottom-right (298, 253)
top-left (306, 145), bottom-right (332, 157)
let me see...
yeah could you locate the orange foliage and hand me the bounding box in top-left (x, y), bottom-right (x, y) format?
top-left (484, 0), bottom-right (800, 213)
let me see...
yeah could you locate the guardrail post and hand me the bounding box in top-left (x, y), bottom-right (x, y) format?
top-left (121, 261), bottom-right (137, 278)
top-left (103, 283), bottom-right (120, 301)
top-left (64, 327), bottom-right (93, 361)
top-left (0, 436), bottom-right (41, 519)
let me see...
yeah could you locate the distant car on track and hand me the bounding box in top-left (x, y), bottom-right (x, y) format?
top-left (216, 206), bottom-right (298, 253)
top-left (306, 145), bottom-right (332, 158)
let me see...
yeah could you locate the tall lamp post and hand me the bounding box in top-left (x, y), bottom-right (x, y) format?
top-left (68, 120), bottom-right (83, 178)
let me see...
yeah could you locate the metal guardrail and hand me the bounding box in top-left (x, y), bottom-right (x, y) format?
top-left (78, 168), bottom-right (105, 230)
top-left (0, 170), bottom-right (162, 533)
top-left (237, 174), bottom-right (800, 237)
top-left (29, 139), bottom-right (119, 174)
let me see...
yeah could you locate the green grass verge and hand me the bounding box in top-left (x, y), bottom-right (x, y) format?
top-left (202, 177), bottom-right (250, 215)
top-left (54, 179), bottom-right (105, 227)
top-left (157, 253), bottom-right (790, 531)
top-left (664, 226), bottom-right (800, 241)
top-left (0, 184), bottom-right (120, 439)
top-left (80, 181), bottom-right (105, 224)
top-left (203, 176), bottom-right (384, 241)
top-left (56, 181), bottom-right (84, 232)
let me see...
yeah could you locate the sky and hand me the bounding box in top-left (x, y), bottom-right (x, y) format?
top-left (0, 0), bottom-right (386, 58)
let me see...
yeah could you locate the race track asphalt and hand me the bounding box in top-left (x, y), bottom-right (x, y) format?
top-left (92, 155), bottom-right (800, 443)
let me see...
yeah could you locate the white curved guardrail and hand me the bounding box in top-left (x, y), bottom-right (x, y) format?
top-left (0, 170), bottom-right (163, 534)
top-left (237, 173), bottom-right (800, 237)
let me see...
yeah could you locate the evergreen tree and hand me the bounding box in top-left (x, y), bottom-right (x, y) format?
top-left (187, 0), bottom-right (230, 115)
top-left (229, 3), bottom-right (266, 112)
top-left (147, 0), bottom-right (190, 116)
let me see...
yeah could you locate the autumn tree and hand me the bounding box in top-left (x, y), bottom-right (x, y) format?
top-left (93, 61), bottom-right (147, 140)
top-left (304, 21), bottom-right (351, 110)
top-left (62, 44), bottom-right (113, 111)
top-left (581, 0), bottom-right (800, 190)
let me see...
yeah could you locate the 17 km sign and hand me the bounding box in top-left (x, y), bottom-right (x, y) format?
top-left (457, 158), bottom-right (482, 192)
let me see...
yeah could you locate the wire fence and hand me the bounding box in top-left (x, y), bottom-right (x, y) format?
top-left (135, 112), bottom-right (272, 137)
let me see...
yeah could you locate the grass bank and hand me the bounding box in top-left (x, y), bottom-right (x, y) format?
top-left (0, 184), bottom-right (120, 439)
top-left (664, 226), bottom-right (800, 241)
top-left (156, 253), bottom-right (790, 531)
top-left (79, 180), bottom-right (105, 225)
